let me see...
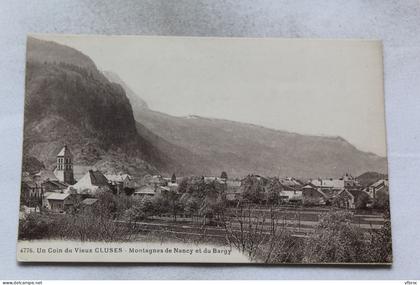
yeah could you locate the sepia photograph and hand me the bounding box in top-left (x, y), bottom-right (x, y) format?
top-left (17, 34), bottom-right (391, 264)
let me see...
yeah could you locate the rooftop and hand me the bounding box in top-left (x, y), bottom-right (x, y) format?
top-left (81, 198), bottom-right (98, 205)
top-left (46, 193), bottom-right (71, 200)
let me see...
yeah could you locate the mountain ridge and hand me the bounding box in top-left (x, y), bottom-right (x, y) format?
top-left (102, 70), bottom-right (387, 178)
top-left (133, 107), bottom-right (387, 178)
top-left (23, 38), bottom-right (387, 179)
top-left (23, 37), bottom-right (171, 177)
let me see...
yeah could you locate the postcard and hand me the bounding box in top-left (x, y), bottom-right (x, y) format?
top-left (17, 34), bottom-right (391, 264)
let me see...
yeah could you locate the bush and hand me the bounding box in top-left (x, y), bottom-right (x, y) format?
top-left (373, 190), bottom-right (389, 210)
top-left (355, 194), bottom-right (370, 210)
top-left (302, 210), bottom-right (365, 263)
top-left (361, 209), bottom-right (392, 263)
top-left (18, 213), bottom-right (55, 240)
top-left (124, 206), bottom-right (147, 222)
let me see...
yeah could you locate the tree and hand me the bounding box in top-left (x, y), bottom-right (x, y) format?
top-left (159, 190), bottom-right (182, 221)
top-left (355, 193), bottom-right (370, 209)
top-left (373, 190), bottom-right (389, 210)
top-left (266, 177), bottom-right (282, 205)
top-left (199, 186), bottom-right (225, 225)
top-left (123, 187), bottom-right (135, 196)
top-left (222, 205), bottom-right (302, 263)
top-left (177, 177), bottom-right (189, 193)
top-left (362, 208), bottom-right (392, 263)
top-left (124, 205), bottom-right (146, 222)
top-left (242, 175), bottom-right (265, 204)
top-left (94, 190), bottom-right (118, 219)
top-left (178, 176), bottom-right (226, 224)
top-left (303, 210), bottom-right (365, 263)
top-left (150, 193), bottom-right (168, 215)
top-left (180, 193), bottom-right (200, 218)
top-left (140, 196), bottom-right (154, 215)
top-left (221, 171), bottom-right (228, 180)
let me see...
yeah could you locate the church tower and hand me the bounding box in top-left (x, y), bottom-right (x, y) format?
top-left (54, 145), bottom-right (75, 185)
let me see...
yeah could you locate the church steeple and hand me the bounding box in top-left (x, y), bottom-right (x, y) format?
top-left (54, 145), bottom-right (75, 184)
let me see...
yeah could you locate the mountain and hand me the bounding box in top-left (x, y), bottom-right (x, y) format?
top-left (26, 37), bottom-right (97, 69)
top-left (24, 37), bottom-right (388, 179)
top-left (106, 71), bottom-right (387, 178)
top-left (103, 71), bottom-right (148, 110)
top-left (102, 71), bottom-right (217, 176)
top-left (133, 109), bottom-right (388, 178)
top-left (357, 172), bottom-right (388, 188)
top-left (23, 37), bottom-right (171, 177)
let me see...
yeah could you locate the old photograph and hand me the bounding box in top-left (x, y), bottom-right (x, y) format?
top-left (17, 35), bottom-right (391, 264)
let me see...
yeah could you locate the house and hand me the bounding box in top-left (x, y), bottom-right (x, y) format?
top-left (225, 188), bottom-right (243, 202)
top-left (42, 192), bottom-right (56, 208)
top-left (81, 198), bottom-right (99, 206)
top-left (280, 187), bottom-right (303, 203)
top-left (279, 178), bottom-right (303, 202)
top-left (20, 205), bottom-right (40, 219)
top-left (302, 182), bottom-right (363, 209)
top-left (363, 179), bottom-right (389, 208)
top-left (45, 193), bottom-right (74, 212)
top-left (364, 179), bottom-right (389, 199)
top-left (225, 180), bottom-right (242, 202)
top-left (167, 182), bottom-right (179, 192)
top-left (73, 165), bottom-right (92, 181)
top-left (42, 179), bottom-right (68, 193)
top-left (333, 189), bottom-right (355, 209)
top-left (133, 185), bottom-right (156, 198)
top-left (105, 173), bottom-right (133, 194)
top-left (149, 175), bottom-right (167, 186)
top-left (227, 180), bottom-right (241, 189)
top-left (80, 198), bottom-right (99, 213)
top-left (349, 189), bottom-right (371, 208)
top-left (34, 169), bottom-right (59, 183)
top-left (279, 177), bottom-right (302, 188)
top-left (342, 173), bottom-right (360, 189)
top-left (105, 174), bottom-right (132, 188)
top-left (303, 177), bottom-right (349, 205)
top-left (20, 180), bottom-right (43, 208)
top-left (21, 181), bottom-right (42, 199)
top-left (69, 170), bottom-right (110, 195)
top-left (309, 178), bottom-right (345, 190)
top-left (302, 184), bottom-right (328, 205)
top-left (204, 176), bottom-right (217, 183)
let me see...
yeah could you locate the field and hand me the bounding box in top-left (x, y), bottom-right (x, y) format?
top-left (117, 206), bottom-right (386, 243)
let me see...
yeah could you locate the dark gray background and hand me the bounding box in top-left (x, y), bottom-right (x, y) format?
top-left (1, 0), bottom-right (419, 279)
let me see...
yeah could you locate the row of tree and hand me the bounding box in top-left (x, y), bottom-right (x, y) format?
top-left (222, 206), bottom-right (392, 264)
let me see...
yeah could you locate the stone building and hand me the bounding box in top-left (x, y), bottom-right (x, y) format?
top-left (53, 145), bottom-right (75, 185)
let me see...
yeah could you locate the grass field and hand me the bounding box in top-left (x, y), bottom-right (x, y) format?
top-left (117, 206), bottom-right (386, 243)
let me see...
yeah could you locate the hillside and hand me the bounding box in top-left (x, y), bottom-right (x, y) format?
top-left (103, 71), bottom-right (148, 110)
top-left (102, 70), bottom-right (388, 178)
top-left (103, 72), bottom-right (388, 178)
top-left (357, 172), bottom-right (388, 188)
top-left (23, 37), bottom-right (388, 179)
top-left (134, 109), bottom-right (388, 178)
top-left (23, 37), bottom-right (170, 177)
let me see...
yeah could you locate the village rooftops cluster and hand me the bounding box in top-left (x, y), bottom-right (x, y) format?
top-left (20, 145), bottom-right (389, 214)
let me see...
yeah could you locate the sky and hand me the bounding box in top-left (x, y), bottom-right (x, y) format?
top-left (34, 34), bottom-right (387, 156)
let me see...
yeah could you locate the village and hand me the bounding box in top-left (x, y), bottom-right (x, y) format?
top-left (20, 145), bottom-right (389, 216)
top-left (18, 146), bottom-right (392, 264)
